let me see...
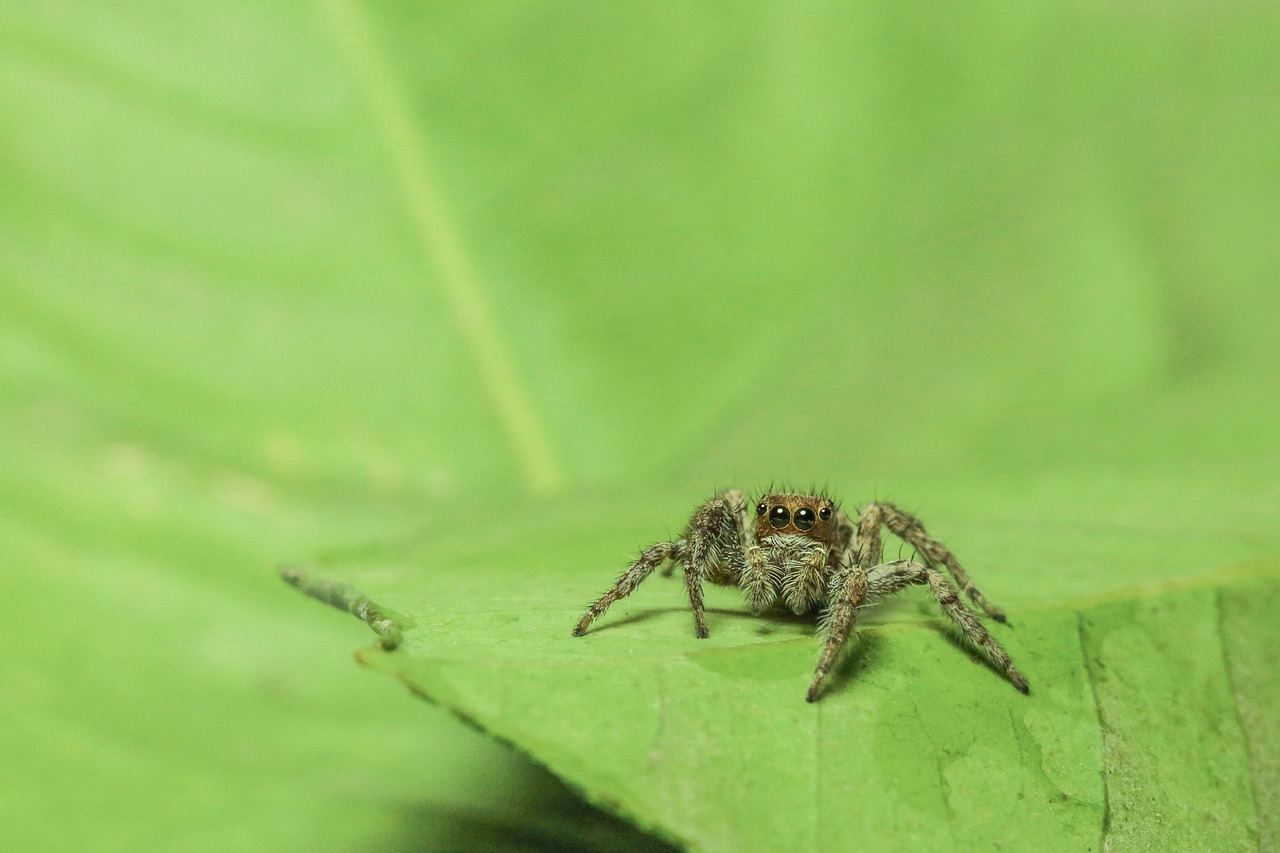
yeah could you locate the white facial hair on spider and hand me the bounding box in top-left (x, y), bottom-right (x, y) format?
top-left (572, 487), bottom-right (1029, 703)
top-left (741, 534), bottom-right (827, 616)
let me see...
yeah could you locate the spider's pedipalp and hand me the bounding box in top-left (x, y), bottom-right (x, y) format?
top-left (781, 541), bottom-right (828, 615)
top-left (740, 544), bottom-right (776, 615)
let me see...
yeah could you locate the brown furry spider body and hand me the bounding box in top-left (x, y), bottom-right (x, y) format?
top-left (572, 488), bottom-right (1028, 702)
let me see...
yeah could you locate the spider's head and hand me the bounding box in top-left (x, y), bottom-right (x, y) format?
top-left (753, 493), bottom-right (838, 545)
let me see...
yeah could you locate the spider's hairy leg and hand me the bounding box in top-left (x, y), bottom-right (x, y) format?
top-left (573, 541), bottom-right (675, 636)
top-left (807, 566), bottom-right (869, 702)
top-left (866, 560), bottom-right (1029, 694)
top-left (576, 492), bottom-right (743, 640)
top-left (683, 557), bottom-right (710, 639)
top-left (661, 487), bottom-right (748, 578)
top-left (858, 502), bottom-right (1008, 623)
top-left (678, 495), bottom-right (744, 638)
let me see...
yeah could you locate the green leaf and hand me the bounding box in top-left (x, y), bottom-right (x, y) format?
top-left (290, 483), bottom-right (1278, 852)
top-left (3, 1), bottom-right (1279, 851)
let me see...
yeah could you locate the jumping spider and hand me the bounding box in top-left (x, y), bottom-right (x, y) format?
top-left (572, 488), bottom-right (1028, 702)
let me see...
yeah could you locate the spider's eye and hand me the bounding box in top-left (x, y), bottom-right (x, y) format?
top-left (794, 508), bottom-right (816, 530)
top-left (818, 506), bottom-right (833, 521)
top-left (756, 502), bottom-right (767, 516)
top-left (768, 505), bottom-right (791, 528)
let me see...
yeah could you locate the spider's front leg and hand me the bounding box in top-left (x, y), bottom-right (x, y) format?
top-left (855, 502), bottom-right (1008, 622)
top-left (573, 493), bottom-right (743, 640)
top-left (572, 540), bottom-right (677, 637)
top-left (807, 564), bottom-right (869, 702)
top-left (864, 560), bottom-right (1029, 693)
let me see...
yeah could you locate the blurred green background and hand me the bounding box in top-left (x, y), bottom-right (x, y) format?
top-left (2, 1), bottom-right (1277, 851)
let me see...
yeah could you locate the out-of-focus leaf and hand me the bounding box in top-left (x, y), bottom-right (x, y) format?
top-left (2, 1), bottom-right (1278, 851)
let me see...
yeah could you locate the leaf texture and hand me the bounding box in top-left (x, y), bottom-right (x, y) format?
top-left (2, 1), bottom-right (1279, 851)
top-left (292, 492), bottom-right (1278, 852)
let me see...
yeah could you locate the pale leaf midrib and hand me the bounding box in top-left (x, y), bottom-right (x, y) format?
top-left (325, 0), bottom-right (563, 496)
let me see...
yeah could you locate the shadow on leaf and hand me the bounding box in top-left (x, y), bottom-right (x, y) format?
top-left (386, 758), bottom-right (679, 853)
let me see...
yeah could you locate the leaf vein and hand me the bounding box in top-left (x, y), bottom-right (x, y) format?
top-left (325, 0), bottom-right (564, 495)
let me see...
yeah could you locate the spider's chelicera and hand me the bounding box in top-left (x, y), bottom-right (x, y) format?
top-left (572, 488), bottom-right (1029, 702)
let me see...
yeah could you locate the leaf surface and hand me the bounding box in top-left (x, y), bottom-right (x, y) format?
top-left (294, 478), bottom-right (1279, 852)
top-left (2, 1), bottom-right (1278, 851)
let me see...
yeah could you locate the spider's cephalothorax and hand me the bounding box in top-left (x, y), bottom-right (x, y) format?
top-left (742, 492), bottom-right (843, 617)
top-left (572, 488), bottom-right (1028, 702)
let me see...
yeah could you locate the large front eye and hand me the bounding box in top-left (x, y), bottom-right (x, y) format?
top-left (756, 502), bottom-right (767, 516)
top-left (794, 508), bottom-right (816, 530)
top-left (768, 505), bottom-right (791, 528)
